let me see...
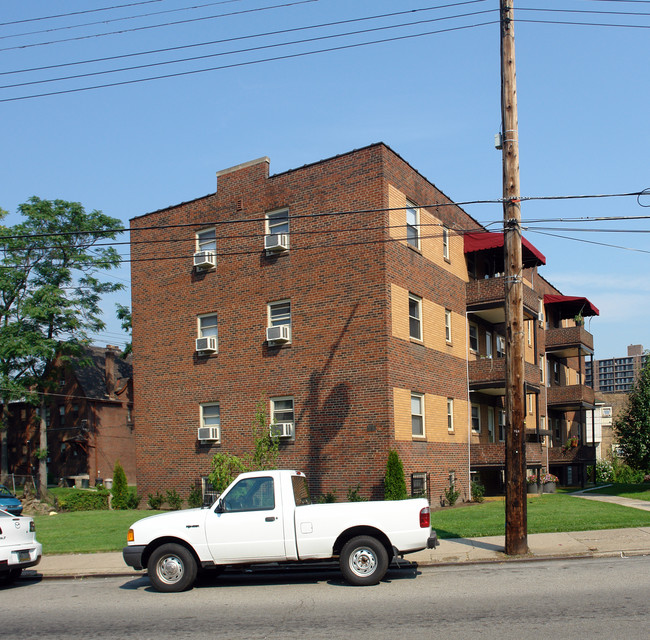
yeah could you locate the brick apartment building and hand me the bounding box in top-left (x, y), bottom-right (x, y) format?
top-left (130, 143), bottom-right (599, 502)
top-left (3, 345), bottom-right (135, 487)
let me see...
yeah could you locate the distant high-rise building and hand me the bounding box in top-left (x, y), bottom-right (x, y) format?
top-left (585, 345), bottom-right (648, 393)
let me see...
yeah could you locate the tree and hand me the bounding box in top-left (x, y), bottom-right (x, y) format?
top-left (111, 460), bottom-right (129, 510)
top-left (116, 303), bottom-right (132, 357)
top-left (614, 354), bottom-right (650, 471)
top-left (384, 450), bottom-right (408, 500)
top-left (208, 399), bottom-right (280, 494)
top-left (0, 197), bottom-right (123, 495)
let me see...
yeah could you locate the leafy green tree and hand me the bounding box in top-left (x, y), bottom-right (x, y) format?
top-left (384, 450), bottom-right (408, 500)
top-left (0, 198), bottom-right (123, 495)
top-left (614, 355), bottom-right (650, 471)
top-left (208, 399), bottom-right (280, 494)
top-left (115, 303), bottom-right (132, 357)
top-left (111, 460), bottom-right (129, 510)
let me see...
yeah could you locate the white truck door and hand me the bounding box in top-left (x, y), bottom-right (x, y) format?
top-left (205, 475), bottom-right (286, 563)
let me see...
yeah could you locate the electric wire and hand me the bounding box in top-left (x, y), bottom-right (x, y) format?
top-left (0, 1), bottom-right (243, 38)
top-left (0, 8), bottom-right (501, 90)
top-left (0, 3), bottom-right (488, 77)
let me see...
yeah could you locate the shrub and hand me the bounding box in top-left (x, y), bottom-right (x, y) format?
top-left (594, 459), bottom-right (614, 483)
top-left (125, 488), bottom-right (141, 510)
top-left (188, 485), bottom-right (203, 508)
top-left (611, 458), bottom-right (646, 484)
top-left (384, 450), bottom-right (408, 500)
top-left (443, 485), bottom-right (460, 507)
top-left (111, 461), bottom-right (130, 510)
top-left (346, 484), bottom-right (367, 502)
top-left (147, 491), bottom-right (165, 510)
top-left (317, 491), bottom-right (337, 503)
top-left (471, 480), bottom-right (485, 503)
top-left (166, 489), bottom-right (183, 510)
top-left (57, 489), bottom-right (110, 512)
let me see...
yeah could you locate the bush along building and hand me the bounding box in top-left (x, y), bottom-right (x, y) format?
top-left (130, 143), bottom-right (599, 502)
top-left (4, 345), bottom-right (135, 488)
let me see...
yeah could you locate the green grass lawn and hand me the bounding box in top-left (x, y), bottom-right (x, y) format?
top-left (586, 483), bottom-right (650, 501)
top-left (432, 492), bottom-right (650, 539)
top-left (33, 509), bottom-right (163, 555)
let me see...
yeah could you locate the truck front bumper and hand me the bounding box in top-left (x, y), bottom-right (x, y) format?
top-left (123, 545), bottom-right (146, 570)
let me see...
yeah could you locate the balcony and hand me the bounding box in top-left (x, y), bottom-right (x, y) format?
top-left (466, 277), bottom-right (540, 324)
top-left (548, 444), bottom-right (597, 464)
top-left (469, 357), bottom-right (541, 395)
top-left (471, 442), bottom-right (544, 466)
top-left (546, 384), bottom-right (595, 410)
top-left (545, 325), bottom-right (594, 357)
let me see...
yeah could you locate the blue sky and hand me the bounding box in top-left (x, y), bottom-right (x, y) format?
top-left (1, 0), bottom-right (648, 358)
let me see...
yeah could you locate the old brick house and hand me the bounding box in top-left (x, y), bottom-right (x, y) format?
top-left (5, 345), bottom-right (135, 487)
top-left (130, 143), bottom-right (598, 501)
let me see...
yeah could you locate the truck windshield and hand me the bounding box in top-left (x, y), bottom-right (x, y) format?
top-left (292, 475), bottom-right (311, 506)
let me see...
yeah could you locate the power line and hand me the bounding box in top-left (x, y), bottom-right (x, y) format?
top-left (0, 9), bottom-right (500, 90)
top-left (526, 229), bottom-right (650, 254)
top-left (1, 1), bottom-right (242, 38)
top-left (0, 0), bottom-right (164, 26)
top-left (0, 0), bottom-right (320, 52)
top-left (0, 192), bottom-right (646, 242)
top-left (1, 3), bottom-right (487, 77)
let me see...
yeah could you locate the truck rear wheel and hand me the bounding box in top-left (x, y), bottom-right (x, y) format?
top-left (340, 536), bottom-right (388, 586)
top-left (148, 543), bottom-right (197, 592)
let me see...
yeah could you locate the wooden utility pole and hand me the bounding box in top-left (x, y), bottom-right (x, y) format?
top-left (500, 0), bottom-right (528, 555)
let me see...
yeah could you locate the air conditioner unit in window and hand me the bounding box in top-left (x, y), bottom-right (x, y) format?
top-left (270, 422), bottom-right (293, 438)
top-left (197, 427), bottom-right (219, 442)
top-left (264, 233), bottom-right (289, 253)
top-left (195, 336), bottom-right (218, 353)
top-left (266, 325), bottom-right (291, 344)
top-left (193, 251), bottom-right (216, 270)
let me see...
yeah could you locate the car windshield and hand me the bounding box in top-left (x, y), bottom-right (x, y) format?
top-left (0, 486), bottom-right (14, 497)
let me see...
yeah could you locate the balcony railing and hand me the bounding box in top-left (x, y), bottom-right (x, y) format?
top-left (548, 444), bottom-right (596, 464)
top-left (545, 325), bottom-right (594, 357)
top-left (466, 276), bottom-right (539, 323)
top-left (546, 384), bottom-right (595, 409)
top-left (471, 442), bottom-right (544, 466)
top-left (469, 357), bottom-right (541, 394)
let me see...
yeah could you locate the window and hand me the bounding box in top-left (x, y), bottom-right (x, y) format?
top-left (471, 404), bottom-right (481, 434)
top-left (196, 228), bottom-right (216, 253)
top-left (59, 405), bottom-right (65, 419)
top-left (486, 330), bottom-right (493, 359)
top-left (409, 294), bottom-right (422, 341)
top-left (270, 397), bottom-right (294, 437)
top-left (442, 226), bottom-right (450, 260)
top-left (496, 335), bottom-right (505, 359)
top-left (553, 361), bottom-right (560, 385)
top-left (406, 201), bottom-right (419, 249)
top-left (447, 398), bottom-right (454, 432)
top-left (498, 410), bottom-right (505, 442)
top-left (527, 394), bottom-right (534, 414)
top-left (488, 408), bottom-right (495, 443)
top-left (266, 209), bottom-right (289, 236)
top-left (411, 472), bottom-right (427, 498)
top-left (540, 355), bottom-right (545, 384)
top-left (527, 320), bottom-right (532, 346)
top-left (198, 314), bottom-right (218, 339)
top-left (197, 313), bottom-right (218, 352)
top-left (222, 476), bottom-right (275, 512)
top-left (411, 393), bottom-right (425, 438)
top-left (445, 309), bottom-right (452, 343)
top-left (469, 323), bottom-right (479, 353)
top-left (200, 403), bottom-right (221, 440)
top-left (268, 300), bottom-right (291, 328)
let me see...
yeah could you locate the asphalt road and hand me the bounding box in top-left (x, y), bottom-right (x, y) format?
top-left (5, 556), bottom-right (649, 639)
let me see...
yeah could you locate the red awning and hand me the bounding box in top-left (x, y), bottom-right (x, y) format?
top-left (464, 232), bottom-right (546, 267)
top-left (543, 294), bottom-right (599, 317)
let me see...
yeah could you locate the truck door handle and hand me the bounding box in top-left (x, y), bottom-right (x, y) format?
top-left (265, 516), bottom-right (276, 522)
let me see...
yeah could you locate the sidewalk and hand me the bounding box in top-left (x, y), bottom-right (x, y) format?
top-left (24, 526), bottom-right (650, 580)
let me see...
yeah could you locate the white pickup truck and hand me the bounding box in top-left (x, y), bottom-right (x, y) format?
top-left (123, 469), bottom-right (437, 591)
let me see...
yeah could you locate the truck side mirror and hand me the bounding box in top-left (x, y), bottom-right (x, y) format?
top-left (215, 498), bottom-right (225, 513)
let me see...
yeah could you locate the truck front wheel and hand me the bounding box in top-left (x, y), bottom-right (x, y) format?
top-left (148, 543), bottom-right (198, 592)
top-left (340, 536), bottom-right (389, 586)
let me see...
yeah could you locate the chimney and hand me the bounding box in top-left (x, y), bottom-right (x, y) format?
top-left (105, 345), bottom-right (118, 398)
